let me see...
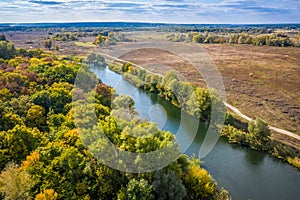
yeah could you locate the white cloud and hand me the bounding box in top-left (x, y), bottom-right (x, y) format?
top-left (0, 0), bottom-right (299, 23)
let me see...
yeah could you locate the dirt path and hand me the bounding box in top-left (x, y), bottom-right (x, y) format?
top-left (224, 102), bottom-right (300, 141)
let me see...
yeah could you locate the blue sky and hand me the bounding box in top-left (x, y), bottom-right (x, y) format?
top-left (0, 0), bottom-right (299, 24)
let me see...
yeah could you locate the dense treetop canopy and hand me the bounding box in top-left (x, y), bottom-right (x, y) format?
top-left (0, 42), bottom-right (229, 200)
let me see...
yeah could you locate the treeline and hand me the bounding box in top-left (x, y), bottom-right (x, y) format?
top-left (0, 36), bottom-right (52, 60)
top-left (2, 23), bottom-right (299, 35)
top-left (47, 31), bottom-right (119, 41)
top-left (107, 61), bottom-right (300, 170)
top-left (94, 32), bottom-right (134, 46)
top-left (170, 27), bottom-right (275, 34)
top-left (108, 61), bottom-right (223, 121)
top-left (221, 120), bottom-right (300, 170)
top-left (167, 32), bottom-right (300, 47)
top-left (50, 32), bottom-right (79, 41)
top-left (45, 30), bottom-right (133, 44)
top-left (0, 46), bottom-right (229, 199)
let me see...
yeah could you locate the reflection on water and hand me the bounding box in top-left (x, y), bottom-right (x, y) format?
top-left (245, 150), bottom-right (265, 166)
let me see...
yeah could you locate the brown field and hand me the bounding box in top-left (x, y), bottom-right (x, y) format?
top-left (201, 44), bottom-right (300, 134)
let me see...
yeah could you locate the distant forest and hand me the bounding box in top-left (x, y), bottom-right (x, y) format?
top-left (1, 22), bottom-right (299, 48)
top-left (0, 22), bottom-right (299, 32)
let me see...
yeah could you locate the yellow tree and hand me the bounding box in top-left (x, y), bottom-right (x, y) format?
top-left (94, 34), bottom-right (106, 46)
top-left (26, 105), bottom-right (46, 130)
top-left (183, 163), bottom-right (216, 199)
top-left (35, 189), bottom-right (58, 200)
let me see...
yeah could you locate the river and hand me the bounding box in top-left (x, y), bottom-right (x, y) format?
top-left (92, 66), bottom-right (300, 200)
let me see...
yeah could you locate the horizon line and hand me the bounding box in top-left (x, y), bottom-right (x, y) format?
top-left (0, 21), bottom-right (300, 25)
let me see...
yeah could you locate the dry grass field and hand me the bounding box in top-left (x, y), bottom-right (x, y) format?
top-left (114, 37), bottom-right (300, 136)
top-left (201, 44), bottom-right (300, 134)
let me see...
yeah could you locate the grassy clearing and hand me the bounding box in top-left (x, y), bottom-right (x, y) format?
top-left (75, 41), bottom-right (96, 47)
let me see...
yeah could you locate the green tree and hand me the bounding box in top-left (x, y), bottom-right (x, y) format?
top-left (0, 163), bottom-right (32, 199)
top-left (157, 71), bottom-right (179, 106)
top-left (33, 147), bottom-right (87, 199)
top-left (47, 113), bottom-right (66, 131)
top-left (95, 163), bottom-right (126, 199)
top-left (0, 125), bottom-right (45, 170)
top-left (0, 41), bottom-right (16, 59)
top-left (26, 105), bottom-right (47, 130)
top-left (248, 118), bottom-right (271, 142)
top-left (43, 40), bottom-right (52, 50)
top-left (31, 90), bottom-right (51, 112)
top-left (193, 34), bottom-right (204, 43)
top-left (6, 95), bottom-right (33, 117)
top-left (122, 62), bottom-right (132, 73)
top-left (44, 64), bottom-right (79, 84)
top-left (173, 82), bottom-right (194, 109)
top-left (221, 125), bottom-right (247, 145)
top-left (229, 34), bottom-right (239, 44)
top-left (186, 88), bottom-right (211, 120)
top-left (121, 178), bottom-right (154, 200)
top-left (0, 89), bottom-right (13, 101)
top-left (112, 95), bottom-right (134, 110)
top-left (0, 111), bottom-right (24, 131)
top-left (145, 74), bottom-right (161, 92)
top-left (32, 83), bottom-right (72, 114)
top-left (224, 113), bottom-right (234, 125)
top-left (152, 170), bottom-right (186, 200)
top-left (0, 34), bottom-right (6, 41)
top-left (86, 53), bottom-right (107, 67)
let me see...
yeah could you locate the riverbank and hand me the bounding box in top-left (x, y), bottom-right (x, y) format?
top-left (103, 60), bottom-right (300, 171)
